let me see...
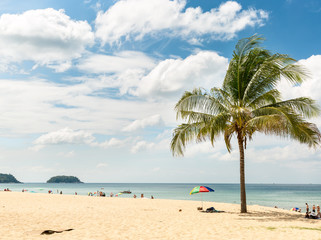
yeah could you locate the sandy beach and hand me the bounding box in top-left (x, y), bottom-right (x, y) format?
top-left (0, 192), bottom-right (320, 239)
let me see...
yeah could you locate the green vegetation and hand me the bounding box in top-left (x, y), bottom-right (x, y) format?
top-left (171, 35), bottom-right (321, 213)
top-left (266, 227), bottom-right (277, 231)
top-left (290, 227), bottom-right (321, 231)
top-left (47, 175), bottom-right (83, 183)
top-left (0, 173), bottom-right (21, 183)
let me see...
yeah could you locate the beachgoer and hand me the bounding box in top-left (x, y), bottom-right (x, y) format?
top-left (310, 211), bottom-right (317, 219)
top-left (306, 203), bottom-right (309, 214)
top-left (133, 194), bottom-right (136, 198)
top-left (110, 192), bottom-right (113, 197)
top-left (312, 205), bottom-right (316, 212)
top-left (75, 192), bottom-right (77, 195)
top-left (141, 193), bottom-right (144, 198)
top-left (60, 191), bottom-right (62, 194)
top-left (151, 195), bottom-right (154, 199)
top-left (317, 205), bottom-right (320, 218)
top-left (298, 208), bottom-right (301, 213)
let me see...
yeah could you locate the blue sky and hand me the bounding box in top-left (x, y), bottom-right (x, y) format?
top-left (0, 0), bottom-right (320, 183)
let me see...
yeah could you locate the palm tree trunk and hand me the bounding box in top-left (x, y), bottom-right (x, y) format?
top-left (237, 131), bottom-right (247, 213)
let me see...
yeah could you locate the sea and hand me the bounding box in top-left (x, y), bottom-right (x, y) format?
top-left (1, 183), bottom-right (320, 210)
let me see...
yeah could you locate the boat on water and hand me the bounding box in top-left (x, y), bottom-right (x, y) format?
top-left (120, 190), bottom-right (131, 194)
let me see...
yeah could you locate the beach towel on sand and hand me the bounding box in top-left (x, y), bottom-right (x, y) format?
top-left (205, 207), bottom-right (224, 213)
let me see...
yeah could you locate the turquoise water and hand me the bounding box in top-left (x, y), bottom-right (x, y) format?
top-left (1, 183), bottom-right (320, 210)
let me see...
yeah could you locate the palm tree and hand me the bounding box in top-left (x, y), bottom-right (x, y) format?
top-left (170, 35), bottom-right (321, 213)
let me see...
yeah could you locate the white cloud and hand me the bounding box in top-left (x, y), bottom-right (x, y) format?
top-left (92, 138), bottom-right (127, 148)
top-left (0, 8), bottom-right (94, 71)
top-left (58, 151), bottom-right (75, 158)
top-left (131, 141), bottom-right (155, 153)
top-left (0, 78), bottom-right (177, 136)
top-left (77, 51), bottom-right (156, 74)
top-left (33, 127), bottom-right (95, 150)
top-left (278, 55), bottom-right (321, 102)
top-left (96, 163), bottom-right (108, 168)
top-left (123, 114), bottom-right (164, 132)
top-left (95, 0), bottom-right (268, 45)
top-left (31, 127), bottom-right (133, 151)
top-left (132, 51), bottom-right (228, 99)
top-left (184, 141), bottom-right (223, 158)
top-left (277, 54), bottom-right (321, 128)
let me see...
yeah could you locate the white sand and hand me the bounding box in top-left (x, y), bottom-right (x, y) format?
top-left (0, 192), bottom-right (320, 239)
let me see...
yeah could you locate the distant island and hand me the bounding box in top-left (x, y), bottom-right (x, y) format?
top-left (0, 173), bottom-right (21, 183)
top-left (47, 175), bottom-right (83, 183)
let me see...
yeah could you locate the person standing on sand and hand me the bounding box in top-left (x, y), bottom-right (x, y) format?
top-left (306, 203), bottom-right (309, 213)
top-left (141, 193), bottom-right (144, 198)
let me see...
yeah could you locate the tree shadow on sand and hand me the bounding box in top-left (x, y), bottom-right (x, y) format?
top-left (235, 211), bottom-right (308, 222)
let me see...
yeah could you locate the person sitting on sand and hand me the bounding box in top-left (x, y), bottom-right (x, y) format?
top-left (141, 193), bottom-right (144, 198)
top-left (310, 211), bottom-right (317, 219)
top-left (317, 205), bottom-right (320, 218)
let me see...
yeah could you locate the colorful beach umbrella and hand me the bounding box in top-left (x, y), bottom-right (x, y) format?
top-left (190, 186), bottom-right (215, 195)
top-left (190, 186), bottom-right (215, 210)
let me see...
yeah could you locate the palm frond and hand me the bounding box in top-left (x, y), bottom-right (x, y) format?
top-left (258, 97), bottom-right (320, 118)
top-left (175, 88), bottom-right (228, 120)
top-left (171, 122), bottom-right (204, 157)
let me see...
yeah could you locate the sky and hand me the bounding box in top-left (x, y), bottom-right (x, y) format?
top-left (0, 0), bottom-right (320, 183)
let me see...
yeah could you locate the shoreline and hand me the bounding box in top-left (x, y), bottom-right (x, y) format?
top-left (2, 182), bottom-right (320, 210)
top-left (0, 192), bottom-right (320, 239)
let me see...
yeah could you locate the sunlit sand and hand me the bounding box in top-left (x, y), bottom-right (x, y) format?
top-left (0, 192), bottom-right (320, 239)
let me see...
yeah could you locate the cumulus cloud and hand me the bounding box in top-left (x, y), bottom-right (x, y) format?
top-left (77, 51), bottom-right (156, 74)
top-left (277, 55), bottom-right (321, 128)
top-left (0, 77), bottom-right (177, 136)
top-left (0, 8), bottom-right (94, 71)
top-left (95, 0), bottom-right (268, 45)
top-left (278, 55), bottom-right (321, 102)
top-left (31, 126), bottom-right (132, 151)
top-left (131, 140), bottom-right (155, 153)
top-left (92, 138), bottom-right (127, 148)
top-left (131, 51), bottom-right (228, 98)
top-left (32, 127), bottom-right (95, 150)
top-left (123, 114), bottom-right (164, 132)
